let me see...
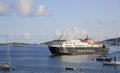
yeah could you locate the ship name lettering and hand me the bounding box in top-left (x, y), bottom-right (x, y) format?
top-left (78, 50), bottom-right (95, 52)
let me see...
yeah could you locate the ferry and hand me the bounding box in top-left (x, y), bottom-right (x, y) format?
top-left (47, 36), bottom-right (108, 55)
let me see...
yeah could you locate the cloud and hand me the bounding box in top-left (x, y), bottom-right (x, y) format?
top-left (24, 32), bottom-right (30, 39)
top-left (54, 27), bottom-right (87, 40)
top-left (0, 0), bottom-right (52, 17)
top-left (34, 4), bottom-right (51, 16)
top-left (97, 20), bottom-right (117, 25)
top-left (0, 2), bottom-right (9, 15)
top-left (55, 30), bottom-right (62, 36)
top-left (64, 27), bottom-right (87, 39)
top-left (82, 20), bottom-right (118, 26)
top-left (14, 0), bottom-right (33, 16)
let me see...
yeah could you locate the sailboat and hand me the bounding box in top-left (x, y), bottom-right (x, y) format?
top-left (103, 34), bottom-right (120, 65)
top-left (0, 34), bottom-right (11, 70)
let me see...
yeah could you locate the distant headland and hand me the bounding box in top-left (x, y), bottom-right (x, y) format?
top-left (42, 37), bottom-right (120, 45)
top-left (103, 37), bottom-right (120, 45)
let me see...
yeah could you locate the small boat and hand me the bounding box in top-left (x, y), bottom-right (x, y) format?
top-left (65, 67), bottom-right (75, 70)
top-left (96, 56), bottom-right (112, 62)
top-left (103, 61), bottom-right (120, 65)
top-left (103, 55), bottom-right (120, 65)
top-left (0, 63), bottom-right (10, 70)
top-left (103, 34), bottom-right (120, 66)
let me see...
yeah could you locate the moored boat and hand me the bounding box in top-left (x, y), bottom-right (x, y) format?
top-left (103, 34), bottom-right (120, 66)
top-left (65, 67), bottom-right (76, 70)
top-left (0, 63), bottom-right (10, 70)
top-left (96, 56), bottom-right (112, 62)
top-left (103, 61), bottom-right (120, 65)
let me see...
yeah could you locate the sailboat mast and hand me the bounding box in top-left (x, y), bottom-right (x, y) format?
top-left (116, 34), bottom-right (117, 45)
top-left (6, 34), bottom-right (10, 66)
top-left (115, 34), bottom-right (118, 61)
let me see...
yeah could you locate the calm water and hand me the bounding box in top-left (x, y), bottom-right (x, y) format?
top-left (0, 45), bottom-right (120, 73)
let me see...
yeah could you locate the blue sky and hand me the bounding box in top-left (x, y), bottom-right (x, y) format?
top-left (0, 0), bottom-right (120, 43)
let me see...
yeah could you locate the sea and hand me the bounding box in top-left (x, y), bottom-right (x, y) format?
top-left (0, 44), bottom-right (120, 73)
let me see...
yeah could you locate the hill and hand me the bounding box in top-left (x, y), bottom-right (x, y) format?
top-left (104, 37), bottom-right (120, 45)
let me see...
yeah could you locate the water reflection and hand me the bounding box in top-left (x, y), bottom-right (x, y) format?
top-left (50, 54), bottom-right (99, 62)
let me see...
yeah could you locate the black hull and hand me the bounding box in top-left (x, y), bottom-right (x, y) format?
top-left (96, 57), bottom-right (112, 62)
top-left (48, 46), bottom-right (108, 55)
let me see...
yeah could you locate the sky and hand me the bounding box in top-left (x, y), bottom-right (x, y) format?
top-left (0, 0), bottom-right (120, 43)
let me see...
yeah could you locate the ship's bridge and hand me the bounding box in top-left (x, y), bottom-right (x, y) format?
top-left (51, 40), bottom-right (65, 47)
